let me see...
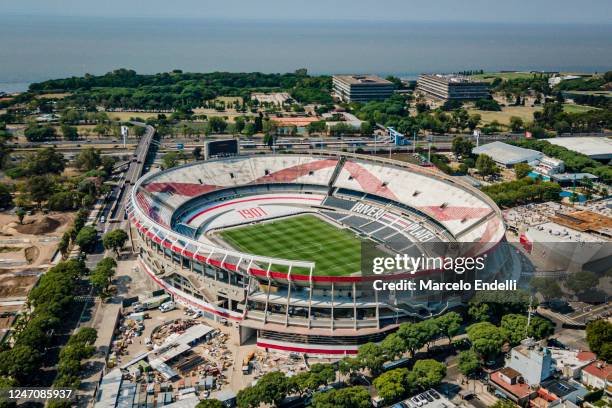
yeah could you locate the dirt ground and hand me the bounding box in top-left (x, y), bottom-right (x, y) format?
top-left (0, 211), bottom-right (75, 269)
top-left (0, 270), bottom-right (40, 299)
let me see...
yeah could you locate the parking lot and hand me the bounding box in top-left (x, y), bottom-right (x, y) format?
top-left (390, 389), bottom-right (457, 408)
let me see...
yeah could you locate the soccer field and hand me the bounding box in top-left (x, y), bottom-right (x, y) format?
top-left (219, 215), bottom-right (363, 276)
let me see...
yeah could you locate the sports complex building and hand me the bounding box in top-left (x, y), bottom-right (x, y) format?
top-left (127, 152), bottom-right (516, 356)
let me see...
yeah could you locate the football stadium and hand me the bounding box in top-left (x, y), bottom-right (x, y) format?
top-left (127, 152), bottom-right (516, 356)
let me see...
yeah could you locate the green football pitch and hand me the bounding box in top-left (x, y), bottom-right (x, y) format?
top-left (219, 215), bottom-right (363, 276)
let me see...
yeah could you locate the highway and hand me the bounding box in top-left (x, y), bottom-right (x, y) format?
top-left (95, 122), bottom-right (155, 236)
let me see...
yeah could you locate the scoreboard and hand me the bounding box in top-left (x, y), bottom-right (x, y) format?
top-left (205, 139), bottom-right (240, 159)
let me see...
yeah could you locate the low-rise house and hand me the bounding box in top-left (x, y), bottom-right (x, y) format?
top-left (549, 349), bottom-right (596, 380)
top-left (581, 360), bottom-right (612, 395)
top-left (489, 367), bottom-right (536, 407)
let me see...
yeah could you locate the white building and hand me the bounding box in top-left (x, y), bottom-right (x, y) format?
top-left (550, 349), bottom-right (596, 379)
top-left (581, 360), bottom-right (612, 393)
top-left (507, 338), bottom-right (555, 386)
top-left (472, 141), bottom-right (543, 168)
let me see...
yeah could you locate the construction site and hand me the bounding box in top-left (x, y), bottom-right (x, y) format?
top-left (0, 211), bottom-right (75, 341)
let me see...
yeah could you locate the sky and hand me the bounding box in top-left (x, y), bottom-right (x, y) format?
top-left (2, 0), bottom-right (612, 24)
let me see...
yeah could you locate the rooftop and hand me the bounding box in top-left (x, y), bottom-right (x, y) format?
top-left (270, 116), bottom-right (321, 126)
top-left (499, 367), bottom-right (522, 379)
top-left (419, 74), bottom-right (487, 84)
top-left (491, 370), bottom-right (534, 399)
top-left (582, 360), bottom-right (612, 380)
top-left (472, 141), bottom-right (543, 165)
top-left (550, 210), bottom-right (612, 237)
top-left (550, 348), bottom-right (596, 371)
top-left (333, 75), bottom-right (392, 85)
top-left (548, 137), bottom-right (612, 159)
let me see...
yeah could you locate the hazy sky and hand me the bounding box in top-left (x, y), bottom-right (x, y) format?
top-left (2, 0), bottom-right (612, 24)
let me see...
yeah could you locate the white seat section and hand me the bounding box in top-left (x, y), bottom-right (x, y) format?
top-left (140, 156), bottom-right (338, 200)
top-left (335, 159), bottom-right (492, 236)
top-left (186, 193), bottom-right (326, 233)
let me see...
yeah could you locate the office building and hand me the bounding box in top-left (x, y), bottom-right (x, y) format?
top-left (332, 75), bottom-right (394, 102)
top-left (417, 74), bottom-right (490, 100)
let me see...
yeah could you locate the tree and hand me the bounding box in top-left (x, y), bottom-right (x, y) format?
top-left (306, 120), bottom-right (327, 135)
top-left (196, 401), bottom-right (225, 408)
top-left (373, 368), bottom-right (413, 403)
top-left (312, 386), bottom-right (371, 408)
top-left (26, 175), bottom-right (54, 208)
top-left (411, 359), bottom-right (446, 390)
top-left (207, 117), bottom-right (228, 133)
top-left (161, 151), bottom-right (181, 170)
top-left (397, 323), bottom-right (426, 357)
top-left (451, 137), bottom-right (474, 158)
top-left (24, 125), bottom-right (56, 142)
top-left (15, 208), bottom-right (26, 224)
top-left (566, 271), bottom-right (599, 295)
top-left (290, 364), bottom-right (335, 397)
top-left (509, 116), bottom-right (524, 132)
top-left (76, 226), bottom-right (98, 253)
top-left (475, 99), bottom-right (501, 111)
top-left (103, 229), bottom-right (128, 256)
top-left (380, 333), bottom-right (406, 360)
top-left (467, 114), bottom-right (481, 131)
top-left (255, 371), bottom-right (289, 406)
top-left (91, 259), bottom-right (116, 295)
top-left (61, 124), bottom-right (79, 141)
top-left (476, 154), bottom-right (499, 178)
top-left (75, 147), bottom-right (102, 171)
top-left (360, 121), bottom-right (373, 136)
top-left (26, 147), bottom-right (65, 175)
top-left (356, 342), bottom-right (386, 376)
top-left (514, 163), bottom-right (531, 180)
top-left (586, 320), bottom-right (612, 362)
top-left (94, 124), bottom-right (109, 138)
top-left (0, 184), bottom-right (12, 209)
top-left (466, 322), bottom-right (506, 359)
top-left (0, 345), bottom-right (41, 382)
top-left (193, 146), bottom-right (202, 160)
top-left (436, 312), bottom-right (462, 343)
top-left (529, 277), bottom-right (563, 300)
top-left (236, 386), bottom-right (260, 408)
top-left (457, 350), bottom-right (481, 377)
top-left (234, 117), bottom-right (246, 134)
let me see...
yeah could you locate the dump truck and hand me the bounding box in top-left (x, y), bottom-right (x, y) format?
top-left (242, 351), bottom-right (255, 374)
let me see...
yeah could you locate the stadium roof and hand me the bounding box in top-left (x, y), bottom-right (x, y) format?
top-left (472, 141), bottom-right (543, 166)
top-left (547, 137), bottom-right (612, 160)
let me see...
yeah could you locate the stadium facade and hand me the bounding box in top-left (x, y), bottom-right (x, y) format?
top-left (127, 152), bottom-right (515, 356)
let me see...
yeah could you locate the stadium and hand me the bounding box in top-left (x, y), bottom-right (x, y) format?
top-left (127, 152), bottom-right (516, 356)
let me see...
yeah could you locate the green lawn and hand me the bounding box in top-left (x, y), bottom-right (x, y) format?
top-left (562, 104), bottom-right (600, 114)
top-left (219, 215), bottom-right (364, 276)
top-left (472, 72), bottom-right (538, 82)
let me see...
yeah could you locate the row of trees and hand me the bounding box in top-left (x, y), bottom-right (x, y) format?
top-left (90, 257), bottom-right (117, 297)
top-left (373, 360), bottom-right (446, 403)
top-left (481, 177), bottom-right (562, 207)
top-left (338, 312), bottom-right (462, 380)
top-left (0, 259), bottom-right (88, 385)
top-left (237, 367), bottom-right (334, 408)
